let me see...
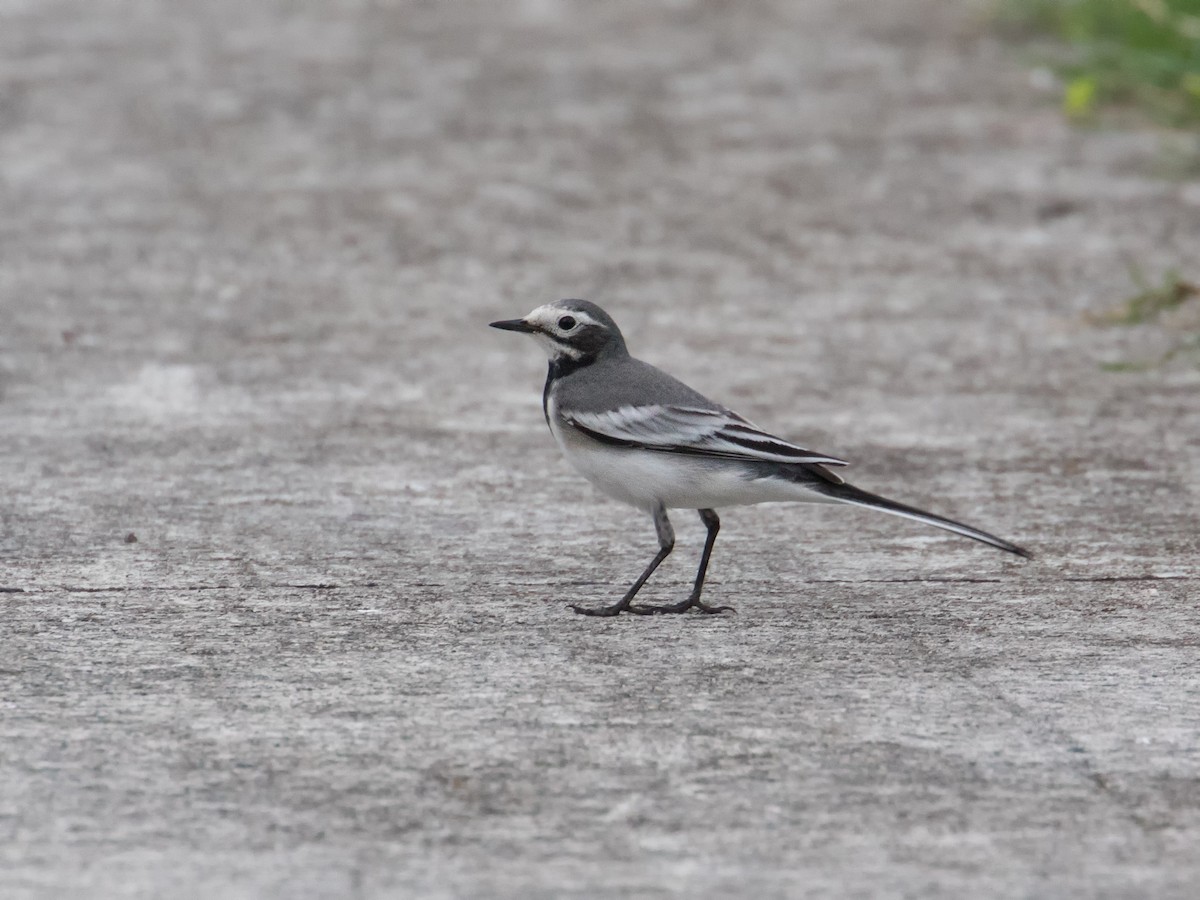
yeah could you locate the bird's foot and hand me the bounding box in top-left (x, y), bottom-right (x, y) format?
top-left (693, 599), bottom-right (735, 614)
top-left (629, 595), bottom-right (735, 615)
top-left (569, 601), bottom-right (646, 617)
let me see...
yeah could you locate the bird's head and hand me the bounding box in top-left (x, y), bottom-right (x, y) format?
top-left (490, 299), bottom-right (627, 363)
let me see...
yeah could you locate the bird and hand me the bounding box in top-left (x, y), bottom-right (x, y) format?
top-left (490, 299), bottom-right (1031, 617)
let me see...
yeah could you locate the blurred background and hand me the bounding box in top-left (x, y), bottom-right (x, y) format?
top-left (1, 0), bottom-right (1198, 896)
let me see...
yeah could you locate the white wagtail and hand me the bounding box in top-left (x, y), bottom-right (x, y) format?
top-left (491, 299), bottom-right (1031, 617)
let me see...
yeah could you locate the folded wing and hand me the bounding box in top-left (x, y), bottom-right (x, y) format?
top-left (566, 404), bottom-right (848, 468)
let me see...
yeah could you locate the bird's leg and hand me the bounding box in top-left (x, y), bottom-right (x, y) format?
top-left (571, 505), bottom-right (674, 617)
top-left (689, 508), bottom-right (734, 613)
top-left (631, 508), bottom-right (734, 615)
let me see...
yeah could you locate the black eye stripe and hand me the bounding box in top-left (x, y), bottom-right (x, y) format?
top-left (558, 315), bottom-right (577, 330)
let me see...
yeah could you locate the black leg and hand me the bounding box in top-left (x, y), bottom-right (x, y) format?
top-left (689, 508), bottom-right (733, 613)
top-left (571, 505), bottom-right (674, 617)
top-left (631, 508), bottom-right (734, 615)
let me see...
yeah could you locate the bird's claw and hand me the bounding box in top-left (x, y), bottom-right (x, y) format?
top-left (628, 599), bottom-right (735, 615)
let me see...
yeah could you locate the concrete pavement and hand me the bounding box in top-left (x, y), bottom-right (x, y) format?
top-left (1, 0), bottom-right (1198, 896)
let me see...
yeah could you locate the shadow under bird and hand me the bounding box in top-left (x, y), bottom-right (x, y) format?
top-left (490, 299), bottom-right (1031, 617)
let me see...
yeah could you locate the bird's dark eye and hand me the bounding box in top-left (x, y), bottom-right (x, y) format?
top-left (558, 315), bottom-right (577, 330)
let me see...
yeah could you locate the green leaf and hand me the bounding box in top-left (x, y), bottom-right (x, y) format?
top-left (1064, 76), bottom-right (1098, 117)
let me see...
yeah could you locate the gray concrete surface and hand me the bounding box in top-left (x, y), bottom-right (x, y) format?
top-left (2, 0), bottom-right (1199, 897)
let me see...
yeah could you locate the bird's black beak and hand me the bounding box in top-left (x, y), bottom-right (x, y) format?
top-left (489, 318), bottom-right (537, 333)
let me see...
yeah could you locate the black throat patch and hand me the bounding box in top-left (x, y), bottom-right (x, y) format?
top-left (542, 354), bottom-right (597, 426)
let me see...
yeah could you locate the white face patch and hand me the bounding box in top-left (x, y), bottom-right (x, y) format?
top-left (521, 304), bottom-right (601, 361)
top-left (533, 332), bottom-right (583, 359)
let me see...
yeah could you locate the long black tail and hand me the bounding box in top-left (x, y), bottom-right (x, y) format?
top-left (812, 480), bottom-right (1032, 558)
